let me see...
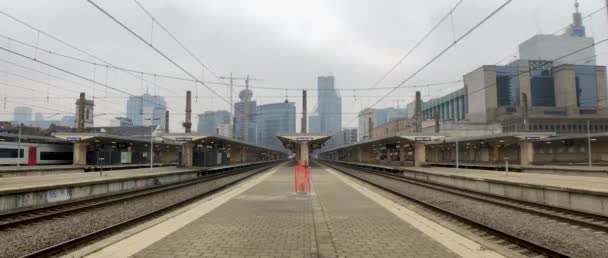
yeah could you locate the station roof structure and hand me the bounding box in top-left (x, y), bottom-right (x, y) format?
top-left (160, 133), bottom-right (288, 154)
top-left (319, 133), bottom-right (446, 154)
top-left (53, 132), bottom-right (180, 146)
top-left (0, 132), bottom-right (69, 144)
top-left (539, 132), bottom-right (608, 142)
top-left (277, 133), bottom-right (331, 152)
top-left (425, 132), bottom-right (556, 146)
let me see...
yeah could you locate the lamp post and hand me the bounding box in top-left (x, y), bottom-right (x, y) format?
top-left (17, 123), bottom-right (22, 167)
top-left (587, 120), bottom-right (592, 168)
top-left (145, 117), bottom-right (161, 170)
top-left (455, 138), bottom-right (459, 170)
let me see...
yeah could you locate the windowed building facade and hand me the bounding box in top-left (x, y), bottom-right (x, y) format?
top-left (462, 60), bottom-right (608, 134)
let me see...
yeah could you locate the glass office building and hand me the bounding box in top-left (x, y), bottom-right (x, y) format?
top-left (256, 102), bottom-right (296, 150)
top-left (529, 61), bottom-right (556, 107)
top-left (496, 66), bottom-right (520, 107)
top-left (197, 110), bottom-right (231, 136)
top-left (575, 65), bottom-right (598, 108)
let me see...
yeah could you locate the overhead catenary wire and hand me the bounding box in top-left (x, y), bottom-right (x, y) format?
top-left (132, 0), bottom-right (220, 80)
top-left (0, 45), bottom-right (173, 111)
top-left (0, 57), bottom-right (124, 107)
top-left (494, 5), bottom-right (606, 65)
top-left (0, 33), bottom-right (462, 93)
top-left (88, 0), bottom-right (239, 112)
top-left (340, 0), bottom-right (513, 131)
top-left (368, 0), bottom-right (464, 90)
top-left (0, 9), bottom-right (181, 99)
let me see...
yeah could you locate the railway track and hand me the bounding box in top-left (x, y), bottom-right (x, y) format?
top-left (0, 162), bottom-right (281, 258)
top-left (320, 161), bottom-right (603, 258)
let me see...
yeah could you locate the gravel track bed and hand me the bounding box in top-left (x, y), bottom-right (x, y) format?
top-left (336, 166), bottom-right (608, 258)
top-left (0, 170), bottom-right (259, 258)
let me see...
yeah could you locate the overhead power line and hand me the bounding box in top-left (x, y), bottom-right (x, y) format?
top-left (0, 46), bottom-right (172, 111)
top-left (464, 37), bottom-right (608, 103)
top-left (0, 33), bottom-right (462, 93)
top-left (0, 8), bottom-right (180, 96)
top-left (494, 5), bottom-right (606, 65)
top-left (368, 0), bottom-right (464, 90)
top-left (88, 0), bottom-right (233, 109)
top-left (132, 0), bottom-right (220, 80)
top-left (340, 0), bottom-right (513, 131)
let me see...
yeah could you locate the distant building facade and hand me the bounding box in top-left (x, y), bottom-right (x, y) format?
top-left (13, 106), bottom-right (32, 124)
top-left (343, 128), bottom-right (358, 145)
top-left (75, 98), bottom-right (94, 128)
top-left (110, 117), bottom-right (134, 127)
top-left (315, 76), bottom-right (342, 134)
top-left (419, 88), bottom-right (466, 121)
top-left (256, 102), bottom-right (296, 150)
top-left (519, 34), bottom-right (595, 66)
top-left (357, 107), bottom-right (407, 141)
top-left (197, 110), bottom-right (231, 137)
top-left (463, 60), bottom-right (608, 133)
top-left (126, 94), bottom-right (167, 130)
top-left (234, 88), bottom-right (257, 143)
top-left (408, 3), bottom-right (608, 137)
top-left (308, 112), bottom-right (321, 133)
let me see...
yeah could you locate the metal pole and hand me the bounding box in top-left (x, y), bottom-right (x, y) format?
top-left (17, 123), bottom-right (21, 167)
top-left (505, 159), bottom-right (509, 176)
top-left (229, 73), bottom-right (233, 136)
top-left (455, 139), bottom-right (459, 170)
top-left (588, 120), bottom-right (592, 167)
top-left (150, 126), bottom-right (154, 169)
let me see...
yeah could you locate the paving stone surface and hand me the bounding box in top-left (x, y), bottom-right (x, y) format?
top-left (311, 164), bottom-right (459, 258)
top-left (132, 163), bottom-right (460, 258)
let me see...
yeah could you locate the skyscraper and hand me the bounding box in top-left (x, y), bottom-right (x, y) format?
top-left (315, 76), bottom-right (342, 134)
top-left (234, 87), bottom-right (257, 143)
top-left (126, 94), bottom-right (167, 130)
top-left (343, 128), bottom-right (358, 145)
top-left (198, 110), bottom-right (231, 137)
top-left (13, 106), bottom-right (32, 124)
top-left (566, 0), bottom-right (585, 37)
top-left (518, 1), bottom-right (594, 65)
top-left (308, 112), bottom-right (321, 133)
top-left (256, 102), bottom-right (296, 150)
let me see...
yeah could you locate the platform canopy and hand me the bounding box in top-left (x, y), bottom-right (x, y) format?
top-left (425, 132), bottom-right (555, 147)
top-left (160, 133), bottom-right (288, 154)
top-left (319, 133), bottom-right (446, 154)
top-left (277, 133), bottom-right (331, 152)
top-left (53, 132), bottom-right (179, 146)
top-left (1, 132), bottom-right (68, 144)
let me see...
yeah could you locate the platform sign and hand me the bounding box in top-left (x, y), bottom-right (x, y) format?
top-left (66, 137), bottom-right (81, 142)
top-left (47, 188), bottom-right (70, 203)
top-left (175, 137), bottom-right (192, 142)
top-left (415, 137), bottom-right (432, 142)
top-left (120, 151), bottom-right (132, 164)
top-left (525, 136), bottom-right (541, 141)
top-left (295, 137), bottom-right (314, 143)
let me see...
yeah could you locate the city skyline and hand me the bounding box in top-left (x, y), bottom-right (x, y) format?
top-left (1, 1), bottom-right (606, 132)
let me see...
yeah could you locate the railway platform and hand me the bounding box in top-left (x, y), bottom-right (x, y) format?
top-left (0, 161), bottom-right (276, 214)
top-left (83, 162), bottom-right (500, 258)
top-left (0, 163), bottom-right (178, 177)
top-left (324, 160), bottom-right (608, 217)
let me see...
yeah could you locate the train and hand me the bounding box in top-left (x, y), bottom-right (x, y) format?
top-left (0, 142), bottom-right (73, 165)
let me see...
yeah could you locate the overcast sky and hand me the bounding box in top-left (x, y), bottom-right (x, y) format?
top-left (0, 0), bottom-right (607, 131)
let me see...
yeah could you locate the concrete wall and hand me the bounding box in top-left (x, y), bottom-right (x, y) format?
top-left (399, 168), bottom-right (608, 216)
top-left (553, 65), bottom-right (578, 115)
top-left (329, 160), bottom-right (608, 216)
top-left (464, 66), bottom-right (497, 123)
top-left (0, 162), bottom-right (273, 214)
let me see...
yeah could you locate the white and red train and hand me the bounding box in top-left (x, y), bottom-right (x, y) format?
top-left (0, 142), bottom-right (73, 165)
